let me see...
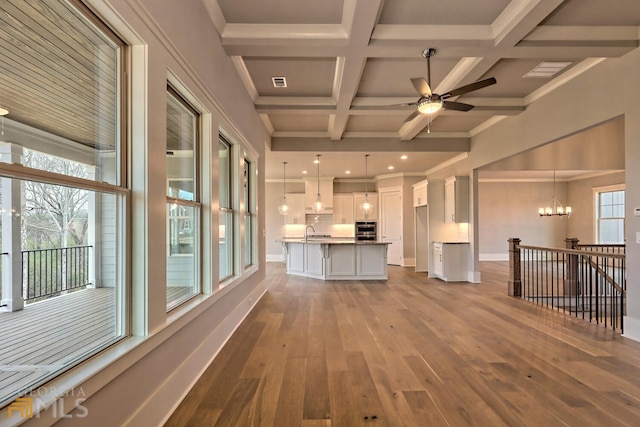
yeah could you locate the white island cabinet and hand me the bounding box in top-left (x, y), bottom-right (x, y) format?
top-left (431, 242), bottom-right (469, 282)
top-left (280, 239), bottom-right (390, 280)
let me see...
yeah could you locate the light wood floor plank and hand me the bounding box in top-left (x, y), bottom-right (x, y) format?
top-left (166, 262), bottom-right (640, 426)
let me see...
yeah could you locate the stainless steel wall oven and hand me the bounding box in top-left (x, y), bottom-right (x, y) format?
top-left (355, 221), bottom-right (377, 241)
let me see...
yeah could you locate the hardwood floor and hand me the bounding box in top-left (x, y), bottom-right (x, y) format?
top-left (166, 262), bottom-right (640, 426)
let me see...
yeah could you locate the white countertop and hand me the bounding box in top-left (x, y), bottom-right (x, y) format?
top-left (279, 238), bottom-right (390, 245)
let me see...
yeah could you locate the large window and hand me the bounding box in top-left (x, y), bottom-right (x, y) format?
top-left (243, 158), bottom-right (256, 269)
top-left (0, 0), bottom-right (127, 408)
top-left (166, 88), bottom-right (200, 310)
top-left (219, 137), bottom-right (234, 281)
top-left (595, 186), bottom-right (625, 244)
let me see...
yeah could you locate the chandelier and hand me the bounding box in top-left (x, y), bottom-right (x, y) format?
top-left (538, 170), bottom-right (571, 217)
top-left (277, 162), bottom-right (289, 215)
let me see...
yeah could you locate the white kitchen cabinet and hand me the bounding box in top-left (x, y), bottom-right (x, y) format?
top-left (413, 180), bottom-right (428, 207)
top-left (282, 240), bottom-right (389, 280)
top-left (284, 193), bottom-right (306, 225)
top-left (333, 193), bottom-right (354, 224)
top-left (431, 242), bottom-right (469, 282)
top-left (414, 205), bottom-right (429, 272)
top-left (444, 176), bottom-right (469, 223)
top-left (353, 192), bottom-right (377, 221)
top-left (285, 241), bottom-right (324, 278)
top-left (305, 178), bottom-right (334, 212)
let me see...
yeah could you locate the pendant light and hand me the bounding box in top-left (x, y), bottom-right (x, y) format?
top-left (0, 107), bottom-right (8, 136)
top-left (312, 154), bottom-right (324, 213)
top-left (538, 170), bottom-right (572, 217)
top-left (277, 161), bottom-right (289, 215)
top-left (360, 154), bottom-right (373, 217)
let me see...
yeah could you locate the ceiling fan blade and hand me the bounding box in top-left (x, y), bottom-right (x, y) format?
top-left (403, 110), bottom-right (421, 123)
top-left (442, 77), bottom-right (497, 98)
top-left (385, 102), bottom-right (417, 107)
top-left (443, 101), bottom-right (474, 111)
top-left (411, 77), bottom-right (432, 97)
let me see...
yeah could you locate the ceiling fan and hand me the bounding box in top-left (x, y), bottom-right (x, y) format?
top-left (399, 48), bottom-right (497, 123)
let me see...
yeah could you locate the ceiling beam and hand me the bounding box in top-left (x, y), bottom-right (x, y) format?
top-left (270, 136), bottom-right (470, 152)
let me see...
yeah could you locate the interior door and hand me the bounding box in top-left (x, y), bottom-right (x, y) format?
top-left (380, 189), bottom-right (403, 265)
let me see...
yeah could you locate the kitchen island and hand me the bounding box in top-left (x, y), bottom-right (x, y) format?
top-left (279, 238), bottom-right (390, 280)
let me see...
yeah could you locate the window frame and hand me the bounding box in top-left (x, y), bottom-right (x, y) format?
top-left (165, 86), bottom-right (202, 310)
top-left (243, 157), bottom-right (256, 269)
top-left (593, 184), bottom-right (626, 244)
top-left (219, 135), bottom-right (235, 283)
top-left (0, 0), bottom-right (129, 408)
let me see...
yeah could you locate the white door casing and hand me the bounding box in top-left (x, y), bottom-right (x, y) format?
top-left (379, 187), bottom-right (403, 265)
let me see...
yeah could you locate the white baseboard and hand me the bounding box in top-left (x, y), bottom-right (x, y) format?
top-left (129, 283), bottom-right (268, 427)
top-left (403, 258), bottom-right (416, 267)
top-left (266, 254), bottom-right (285, 262)
top-left (468, 270), bottom-right (481, 283)
top-left (623, 316), bottom-right (640, 343)
top-left (480, 253), bottom-right (509, 261)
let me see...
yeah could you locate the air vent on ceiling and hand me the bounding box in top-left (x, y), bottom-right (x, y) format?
top-left (272, 76), bottom-right (287, 88)
top-left (523, 61), bottom-right (573, 78)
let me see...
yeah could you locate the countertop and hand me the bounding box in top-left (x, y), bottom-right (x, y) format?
top-left (278, 238), bottom-right (390, 245)
top-left (434, 241), bottom-right (470, 244)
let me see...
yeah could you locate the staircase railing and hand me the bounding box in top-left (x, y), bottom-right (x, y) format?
top-left (508, 238), bottom-right (625, 332)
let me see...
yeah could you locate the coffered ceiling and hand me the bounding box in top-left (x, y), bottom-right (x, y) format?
top-left (207, 0), bottom-right (639, 179)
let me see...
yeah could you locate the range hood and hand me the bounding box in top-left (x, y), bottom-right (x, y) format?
top-left (304, 177), bottom-right (334, 213)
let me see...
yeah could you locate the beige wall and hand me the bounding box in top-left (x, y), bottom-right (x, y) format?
top-left (265, 181), bottom-right (287, 259)
top-left (477, 171), bottom-right (626, 258)
top-left (478, 181), bottom-right (570, 259)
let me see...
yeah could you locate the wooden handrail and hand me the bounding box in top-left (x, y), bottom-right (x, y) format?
top-left (515, 244), bottom-right (626, 259)
top-left (581, 255), bottom-right (626, 296)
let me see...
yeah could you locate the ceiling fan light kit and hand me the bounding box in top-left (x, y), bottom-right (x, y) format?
top-left (417, 97), bottom-right (442, 115)
top-left (399, 48), bottom-right (497, 123)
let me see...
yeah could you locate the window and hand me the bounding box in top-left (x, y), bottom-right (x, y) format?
top-left (243, 158), bottom-right (255, 268)
top-left (166, 88), bottom-right (200, 310)
top-left (219, 137), bottom-right (234, 281)
top-left (595, 186), bottom-right (625, 244)
top-left (0, 0), bottom-right (127, 408)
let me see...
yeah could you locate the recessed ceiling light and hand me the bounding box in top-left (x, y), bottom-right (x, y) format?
top-left (388, 166), bottom-right (394, 170)
top-left (345, 170), bottom-right (351, 174)
top-left (271, 76), bottom-right (287, 87)
top-left (400, 155), bottom-right (408, 160)
top-left (302, 170), bottom-right (307, 174)
top-left (523, 62), bottom-right (572, 78)
top-left (313, 159), bottom-right (320, 164)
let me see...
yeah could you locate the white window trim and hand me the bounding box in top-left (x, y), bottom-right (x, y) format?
top-left (592, 183), bottom-right (625, 243)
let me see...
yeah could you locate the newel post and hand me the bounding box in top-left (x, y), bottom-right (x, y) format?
top-left (508, 238), bottom-right (521, 296)
top-left (564, 237), bottom-right (579, 296)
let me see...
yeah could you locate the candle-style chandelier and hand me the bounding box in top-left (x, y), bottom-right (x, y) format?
top-left (538, 170), bottom-right (572, 217)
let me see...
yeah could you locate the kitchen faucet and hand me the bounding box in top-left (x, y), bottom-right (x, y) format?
top-left (305, 225), bottom-right (316, 242)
